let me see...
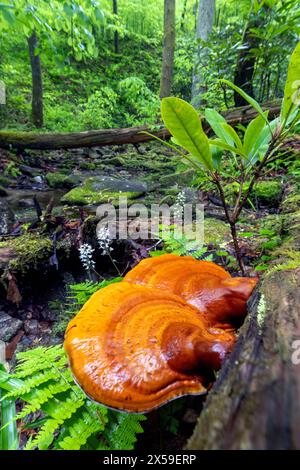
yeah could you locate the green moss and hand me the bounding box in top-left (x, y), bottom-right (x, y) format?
top-left (224, 180), bottom-right (282, 207)
top-left (61, 177), bottom-right (146, 206)
top-left (46, 172), bottom-right (68, 188)
top-left (249, 180), bottom-right (282, 206)
top-left (0, 233), bottom-right (52, 273)
top-left (204, 218), bottom-right (230, 245)
top-left (281, 193), bottom-right (300, 213)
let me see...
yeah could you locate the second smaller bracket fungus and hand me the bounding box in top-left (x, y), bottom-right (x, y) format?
top-left (64, 282), bottom-right (235, 413)
top-left (124, 254), bottom-right (258, 328)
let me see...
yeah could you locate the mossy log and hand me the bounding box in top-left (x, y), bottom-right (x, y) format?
top-left (186, 268), bottom-right (300, 450)
top-left (0, 102), bottom-right (280, 150)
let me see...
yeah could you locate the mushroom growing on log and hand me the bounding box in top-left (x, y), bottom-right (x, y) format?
top-left (124, 254), bottom-right (258, 329)
top-left (64, 256), bottom-right (257, 412)
top-left (64, 282), bottom-right (235, 412)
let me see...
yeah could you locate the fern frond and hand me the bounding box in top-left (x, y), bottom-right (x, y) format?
top-left (105, 412), bottom-right (146, 450)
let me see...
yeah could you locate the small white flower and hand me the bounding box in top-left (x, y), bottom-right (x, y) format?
top-left (97, 227), bottom-right (113, 256)
top-left (79, 243), bottom-right (95, 271)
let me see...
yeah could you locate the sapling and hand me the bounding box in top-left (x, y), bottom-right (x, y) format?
top-left (146, 42), bottom-right (300, 275)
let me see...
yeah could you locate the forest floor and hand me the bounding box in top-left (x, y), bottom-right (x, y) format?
top-left (0, 140), bottom-right (299, 449)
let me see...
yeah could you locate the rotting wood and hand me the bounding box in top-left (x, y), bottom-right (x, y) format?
top-left (186, 268), bottom-right (300, 450)
top-left (0, 102), bottom-right (280, 150)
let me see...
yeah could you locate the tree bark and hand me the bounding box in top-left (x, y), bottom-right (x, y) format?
top-left (0, 102), bottom-right (280, 150)
top-left (186, 268), bottom-right (300, 450)
top-left (160, 0), bottom-right (176, 99)
top-left (233, 19), bottom-right (260, 107)
top-left (191, 0), bottom-right (216, 108)
top-left (113, 0), bottom-right (119, 54)
top-left (27, 32), bottom-right (43, 128)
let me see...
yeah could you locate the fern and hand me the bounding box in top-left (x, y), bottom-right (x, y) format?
top-left (0, 346), bottom-right (145, 450)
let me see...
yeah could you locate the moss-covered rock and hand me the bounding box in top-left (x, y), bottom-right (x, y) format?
top-left (0, 233), bottom-right (52, 273)
top-left (281, 193), bottom-right (300, 214)
top-left (224, 180), bottom-right (283, 207)
top-left (46, 172), bottom-right (83, 189)
top-left (204, 218), bottom-right (230, 245)
top-left (251, 180), bottom-right (283, 206)
top-left (61, 176), bottom-right (147, 206)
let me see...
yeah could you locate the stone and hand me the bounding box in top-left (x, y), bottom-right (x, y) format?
top-left (0, 186), bottom-right (8, 197)
top-left (61, 176), bottom-right (147, 206)
top-left (0, 199), bottom-right (15, 235)
top-left (0, 312), bottom-right (23, 342)
top-left (24, 319), bottom-right (40, 336)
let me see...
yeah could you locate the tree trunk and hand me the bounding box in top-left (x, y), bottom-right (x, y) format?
top-left (113, 0), bottom-right (119, 54)
top-left (186, 267), bottom-right (300, 449)
top-left (180, 0), bottom-right (188, 31)
top-left (233, 20), bottom-right (260, 107)
top-left (160, 0), bottom-right (176, 99)
top-left (191, 0), bottom-right (216, 108)
top-left (0, 102), bottom-right (280, 150)
top-left (27, 32), bottom-right (43, 128)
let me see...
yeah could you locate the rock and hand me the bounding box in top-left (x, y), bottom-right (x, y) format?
top-left (33, 175), bottom-right (44, 184)
top-left (24, 319), bottom-right (39, 336)
top-left (19, 164), bottom-right (40, 177)
top-left (0, 312), bottom-right (23, 342)
top-left (0, 186), bottom-right (8, 197)
top-left (46, 172), bottom-right (83, 189)
top-left (0, 199), bottom-right (15, 235)
top-left (61, 176), bottom-right (147, 206)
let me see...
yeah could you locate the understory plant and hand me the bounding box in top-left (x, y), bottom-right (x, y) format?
top-left (146, 42), bottom-right (300, 274)
top-left (0, 279), bottom-right (144, 451)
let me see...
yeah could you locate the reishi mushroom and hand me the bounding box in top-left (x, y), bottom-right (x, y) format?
top-left (64, 254), bottom-right (257, 412)
top-left (124, 254), bottom-right (258, 329)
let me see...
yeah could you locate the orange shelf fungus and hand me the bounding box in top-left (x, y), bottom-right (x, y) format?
top-left (124, 254), bottom-right (258, 328)
top-left (64, 282), bottom-right (235, 412)
top-left (64, 255), bottom-right (257, 412)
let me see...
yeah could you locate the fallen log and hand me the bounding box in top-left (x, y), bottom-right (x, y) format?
top-left (0, 102), bottom-right (280, 150)
top-left (186, 267), bottom-right (300, 450)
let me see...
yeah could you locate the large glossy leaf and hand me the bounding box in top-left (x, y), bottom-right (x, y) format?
top-left (210, 139), bottom-right (247, 159)
top-left (220, 79), bottom-right (269, 125)
top-left (161, 97), bottom-right (213, 171)
top-left (281, 42), bottom-right (300, 122)
top-left (221, 123), bottom-right (243, 150)
top-left (243, 111), bottom-right (269, 158)
top-left (205, 109), bottom-right (234, 146)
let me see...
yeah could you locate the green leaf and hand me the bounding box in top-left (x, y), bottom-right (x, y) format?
top-left (0, 389), bottom-right (18, 450)
top-left (161, 97), bottom-right (213, 171)
top-left (210, 139), bottom-right (247, 159)
top-left (205, 108), bottom-right (234, 146)
top-left (220, 79), bottom-right (269, 125)
top-left (281, 42), bottom-right (300, 122)
top-left (221, 123), bottom-right (243, 150)
top-left (243, 112), bottom-right (269, 159)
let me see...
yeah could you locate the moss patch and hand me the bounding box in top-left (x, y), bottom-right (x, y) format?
top-left (61, 176), bottom-right (147, 206)
top-left (224, 180), bottom-right (283, 207)
top-left (204, 218), bottom-right (230, 245)
top-left (0, 233), bottom-right (52, 273)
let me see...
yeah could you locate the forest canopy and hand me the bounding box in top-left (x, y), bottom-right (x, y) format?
top-left (0, 0), bottom-right (299, 132)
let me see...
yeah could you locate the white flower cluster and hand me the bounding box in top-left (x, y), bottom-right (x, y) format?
top-left (79, 243), bottom-right (95, 271)
top-left (97, 227), bottom-right (113, 256)
top-left (174, 191), bottom-right (186, 219)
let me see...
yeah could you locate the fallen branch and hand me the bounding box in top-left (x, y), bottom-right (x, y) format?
top-left (0, 102), bottom-right (280, 150)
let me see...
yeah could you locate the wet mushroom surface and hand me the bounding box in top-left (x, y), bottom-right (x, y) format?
top-left (64, 255), bottom-right (257, 412)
